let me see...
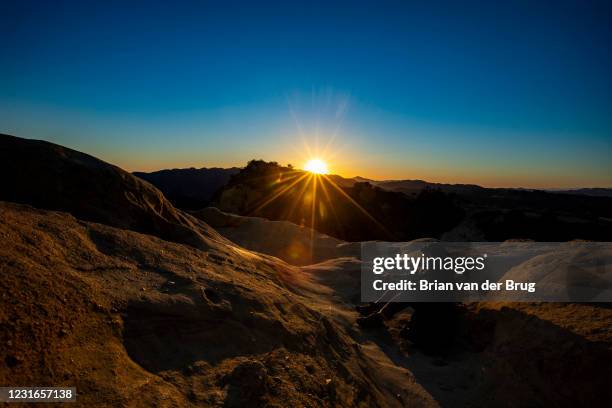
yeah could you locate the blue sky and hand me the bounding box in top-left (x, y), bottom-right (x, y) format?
top-left (1, 0), bottom-right (610, 187)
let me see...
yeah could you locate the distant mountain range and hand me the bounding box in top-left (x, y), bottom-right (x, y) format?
top-left (354, 176), bottom-right (612, 198)
top-left (133, 167), bottom-right (240, 209)
top-left (135, 167), bottom-right (612, 213)
top-left (350, 176), bottom-right (486, 195)
top-left (211, 161), bottom-right (612, 242)
top-left (134, 161), bottom-right (612, 242)
top-left (547, 188), bottom-right (612, 198)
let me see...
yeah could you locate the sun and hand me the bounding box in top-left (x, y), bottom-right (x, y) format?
top-left (304, 158), bottom-right (329, 174)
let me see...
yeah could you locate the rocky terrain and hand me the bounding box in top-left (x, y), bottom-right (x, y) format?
top-left (1, 134), bottom-right (612, 407)
top-left (192, 207), bottom-right (359, 266)
top-left (0, 135), bottom-right (434, 407)
top-left (1, 201), bottom-right (440, 407)
top-left (0, 134), bottom-right (229, 252)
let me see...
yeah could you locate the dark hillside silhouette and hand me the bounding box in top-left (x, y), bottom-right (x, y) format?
top-left (211, 161), bottom-right (612, 242)
top-left (134, 167), bottom-right (240, 210)
top-left (211, 160), bottom-right (464, 241)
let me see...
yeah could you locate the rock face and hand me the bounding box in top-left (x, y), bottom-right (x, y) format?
top-left (192, 207), bottom-right (359, 266)
top-left (0, 201), bottom-right (432, 407)
top-left (0, 133), bottom-right (228, 251)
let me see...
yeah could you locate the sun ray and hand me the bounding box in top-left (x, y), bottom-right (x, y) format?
top-left (284, 173), bottom-right (314, 221)
top-left (245, 169), bottom-right (302, 186)
top-left (321, 100), bottom-right (348, 158)
top-left (321, 175), bottom-right (391, 237)
top-left (318, 177), bottom-right (345, 238)
top-left (309, 174), bottom-right (318, 260)
top-left (249, 172), bottom-right (310, 215)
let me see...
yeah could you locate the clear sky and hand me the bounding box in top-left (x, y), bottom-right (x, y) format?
top-left (1, 0), bottom-right (611, 188)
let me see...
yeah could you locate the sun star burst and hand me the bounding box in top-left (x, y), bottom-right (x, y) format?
top-left (304, 158), bottom-right (329, 174)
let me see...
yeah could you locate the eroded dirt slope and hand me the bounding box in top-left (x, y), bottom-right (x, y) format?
top-left (0, 202), bottom-right (434, 407)
top-left (192, 207), bottom-right (359, 266)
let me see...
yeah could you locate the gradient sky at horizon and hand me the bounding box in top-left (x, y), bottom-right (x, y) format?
top-left (1, 0), bottom-right (611, 188)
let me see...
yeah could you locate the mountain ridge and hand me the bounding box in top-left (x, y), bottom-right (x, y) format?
top-left (133, 167), bottom-right (240, 210)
